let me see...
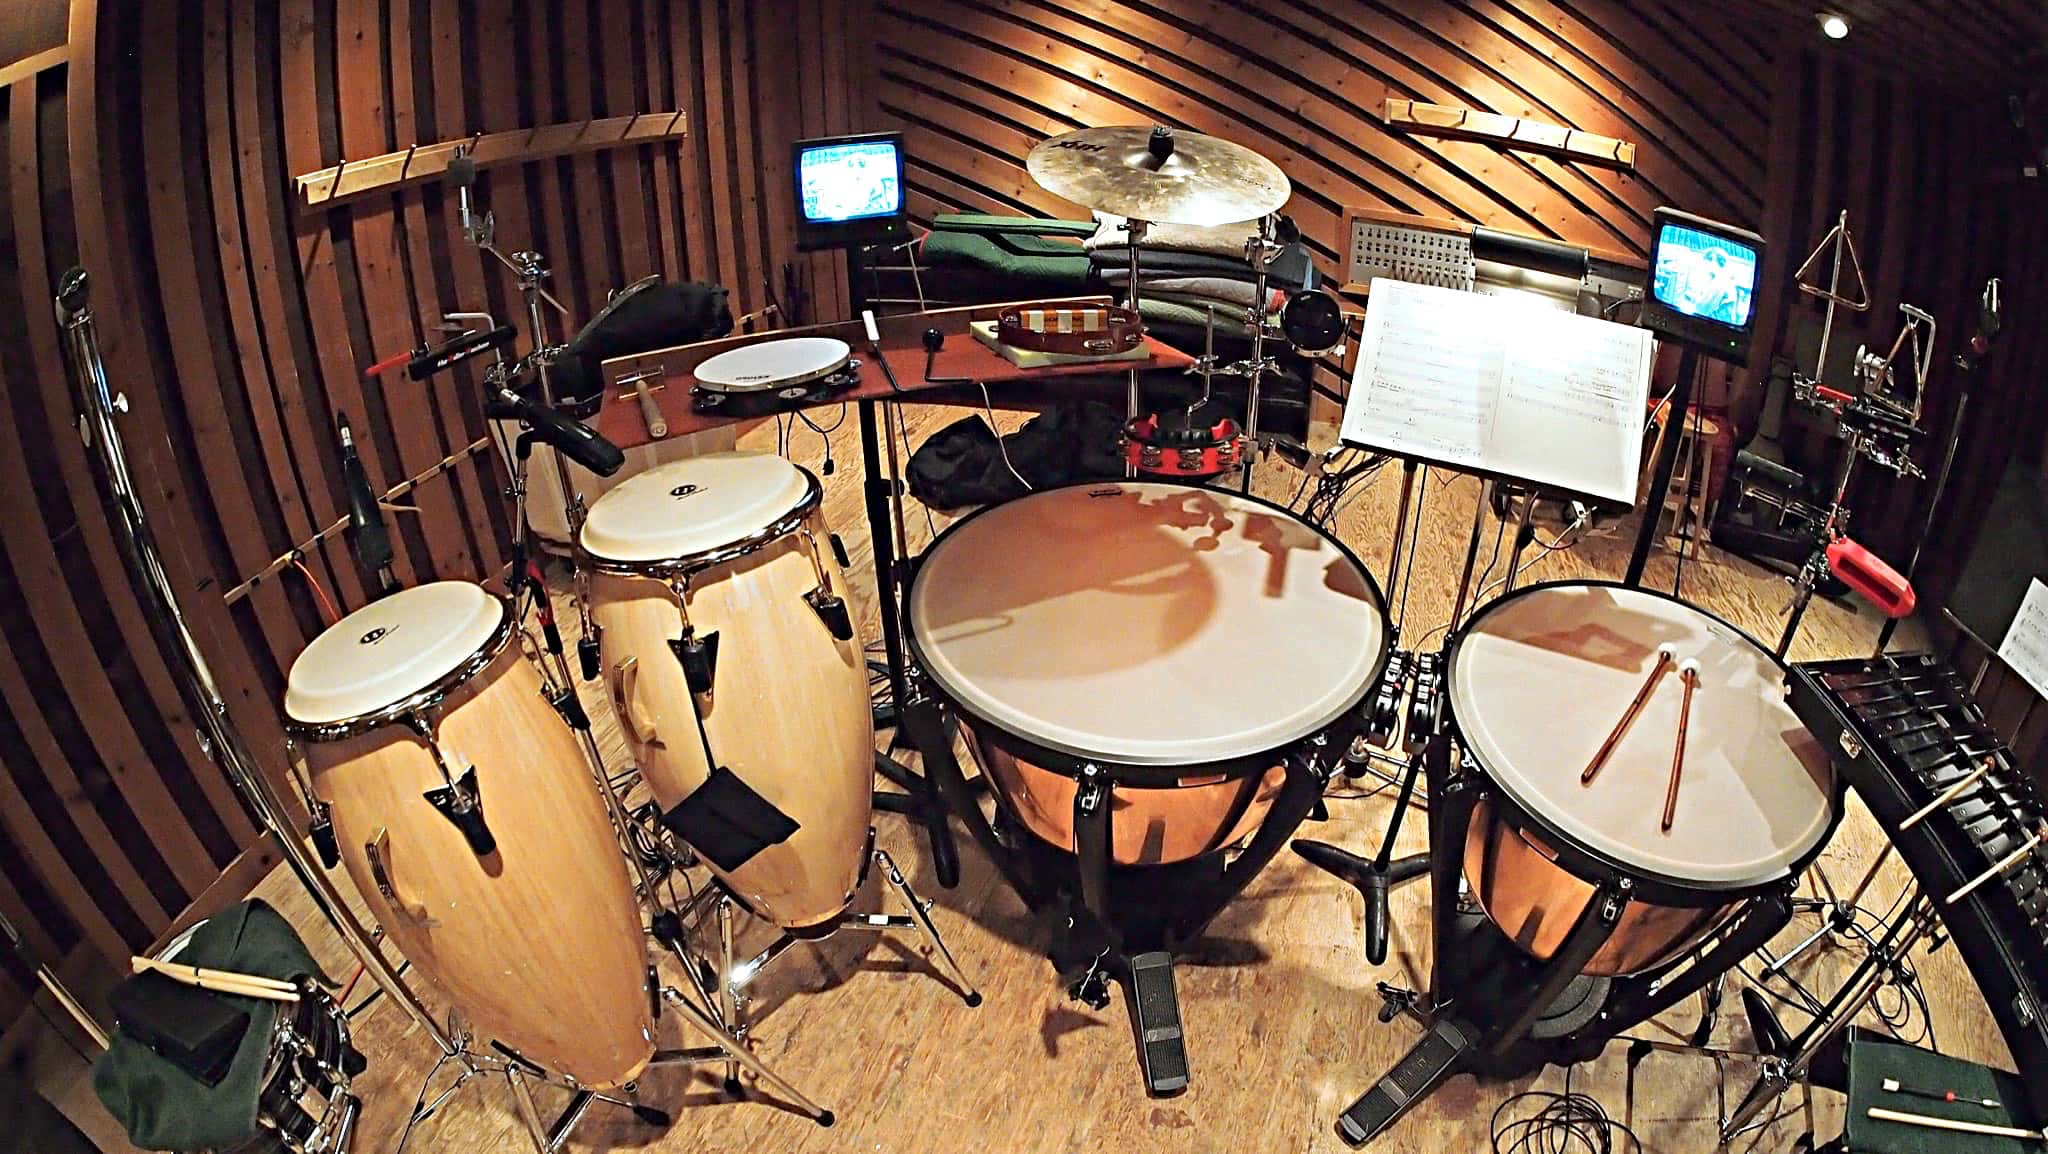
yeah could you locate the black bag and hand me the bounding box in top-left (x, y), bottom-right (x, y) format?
top-left (547, 277), bottom-right (734, 408)
top-left (908, 401), bottom-right (1125, 509)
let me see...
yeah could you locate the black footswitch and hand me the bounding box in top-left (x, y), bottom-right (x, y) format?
top-left (1127, 951), bottom-right (1190, 1096)
top-left (1337, 1017), bottom-right (1472, 1147)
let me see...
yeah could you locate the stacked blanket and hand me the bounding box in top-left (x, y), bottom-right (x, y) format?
top-left (1084, 213), bottom-right (1313, 346)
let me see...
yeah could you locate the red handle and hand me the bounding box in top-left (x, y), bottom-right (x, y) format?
top-left (365, 350), bottom-right (411, 378)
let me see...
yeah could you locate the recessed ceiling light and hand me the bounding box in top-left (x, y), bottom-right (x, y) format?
top-left (1819, 13), bottom-right (1850, 39)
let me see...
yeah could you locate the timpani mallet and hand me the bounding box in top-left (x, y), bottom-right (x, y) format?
top-left (1583, 645), bottom-right (1676, 785)
top-left (1662, 659), bottom-right (1700, 832)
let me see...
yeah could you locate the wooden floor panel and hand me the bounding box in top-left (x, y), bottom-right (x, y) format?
top-left (35, 404), bottom-right (2003, 1153)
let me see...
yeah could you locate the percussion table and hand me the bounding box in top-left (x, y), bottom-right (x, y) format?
top-left (598, 303), bottom-right (1195, 886)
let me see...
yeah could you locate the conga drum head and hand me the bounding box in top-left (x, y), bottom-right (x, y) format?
top-left (284, 581), bottom-right (505, 727)
top-left (692, 336), bottom-right (850, 395)
top-left (580, 451), bottom-right (813, 565)
top-left (1448, 581), bottom-right (1833, 890)
top-left (909, 483), bottom-right (1388, 768)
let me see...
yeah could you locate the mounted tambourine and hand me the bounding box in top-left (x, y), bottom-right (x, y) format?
top-left (691, 336), bottom-right (861, 417)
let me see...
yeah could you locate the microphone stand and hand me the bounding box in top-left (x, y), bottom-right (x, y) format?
top-left (0, 906), bottom-right (110, 1054)
top-left (53, 268), bottom-right (462, 1061)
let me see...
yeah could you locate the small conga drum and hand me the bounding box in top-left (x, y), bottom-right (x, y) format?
top-left (907, 481), bottom-right (1389, 872)
top-left (284, 582), bottom-right (655, 1087)
top-left (1446, 581), bottom-right (1837, 976)
top-left (581, 452), bottom-right (873, 933)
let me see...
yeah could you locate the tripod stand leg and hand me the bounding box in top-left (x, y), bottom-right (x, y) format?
top-left (504, 1067), bottom-right (555, 1154)
top-left (716, 896), bottom-right (742, 1096)
top-left (660, 986), bottom-right (835, 1125)
top-left (875, 847), bottom-right (982, 1006)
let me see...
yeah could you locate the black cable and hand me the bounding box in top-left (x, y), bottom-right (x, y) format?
top-left (1490, 1070), bottom-right (1641, 1153)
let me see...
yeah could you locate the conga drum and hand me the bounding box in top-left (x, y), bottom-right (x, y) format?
top-left (908, 481), bottom-right (1389, 878)
top-left (1446, 581), bottom-right (1837, 976)
top-left (284, 582), bottom-right (655, 1087)
top-left (581, 452), bottom-right (873, 933)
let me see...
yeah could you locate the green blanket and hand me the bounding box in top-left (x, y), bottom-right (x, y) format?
top-left (93, 901), bottom-right (328, 1152)
top-left (1845, 1036), bottom-right (2036, 1153)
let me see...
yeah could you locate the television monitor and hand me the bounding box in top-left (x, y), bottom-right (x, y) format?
top-left (1640, 207), bottom-right (1765, 363)
top-left (793, 132), bottom-right (908, 252)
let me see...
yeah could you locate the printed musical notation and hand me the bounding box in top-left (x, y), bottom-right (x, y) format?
top-left (1997, 578), bottom-right (2048, 700)
top-left (1341, 279), bottom-right (1656, 502)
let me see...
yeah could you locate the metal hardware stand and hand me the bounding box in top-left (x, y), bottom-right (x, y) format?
top-left (1722, 888), bottom-right (1935, 1142)
top-left (845, 245), bottom-right (962, 886)
top-left (707, 840), bottom-right (981, 1095)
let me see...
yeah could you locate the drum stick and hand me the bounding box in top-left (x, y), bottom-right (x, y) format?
top-left (1945, 822), bottom-right (2048, 906)
top-left (1662, 661), bottom-right (1700, 831)
top-left (1866, 1107), bottom-right (2043, 1141)
top-left (1582, 646), bottom-right (1675, 785)
top-left (132, 956), bottom-right (300, 1002)
top-left (1901, 759), bottom-right (1995, 831)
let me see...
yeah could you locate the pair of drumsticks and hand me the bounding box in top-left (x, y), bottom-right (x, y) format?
top-left (130, 955), bottom-right (300, 1003)
top-left (1581, 645), bottom-right (1699, 831)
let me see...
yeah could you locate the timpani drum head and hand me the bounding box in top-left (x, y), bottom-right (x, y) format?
top-left (284, 582), bottom-right (504, 726)
top-left (580, 452), bottom-right (811, 564)
top-left (907, 483), bottom-right (1388, 767)
top-left (1448, 582), bottom-right (1832, 888)
top-left (691, 337), bottom-right (850, 395)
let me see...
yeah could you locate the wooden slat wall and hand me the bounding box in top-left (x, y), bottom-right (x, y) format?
top-left (0, 0), bottom-right (867, 1029)
top-left (871, 0), bottom-right (2047, 566)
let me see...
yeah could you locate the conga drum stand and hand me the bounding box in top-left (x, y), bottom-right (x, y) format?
top-left (704, 834), bottom-right (981, 1095)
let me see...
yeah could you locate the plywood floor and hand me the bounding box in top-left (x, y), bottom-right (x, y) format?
top-left (35, 403), bottom-right (2010, 1153)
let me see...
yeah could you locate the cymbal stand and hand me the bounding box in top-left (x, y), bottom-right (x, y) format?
top-left (0, 907), bottom-right (109, 1054)
top-left (1122, 218), bottom-right (1150, 476)
top-left (705, 835), bottom-right (980, 1094)
top-left (1232, 214), bottom-right (1282, 493)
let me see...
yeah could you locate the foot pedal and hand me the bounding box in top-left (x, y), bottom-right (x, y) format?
top-left (1127, 951), bottom-right (1189, 1096)
top-left (1336, 1017), bottom-right (1471, 1147)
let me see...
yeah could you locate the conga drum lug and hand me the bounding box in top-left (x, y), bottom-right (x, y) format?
top-left (667, 629), bottom-right (719, 698)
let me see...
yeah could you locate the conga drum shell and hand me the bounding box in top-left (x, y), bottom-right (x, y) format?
top-left (289, 584), bottom-right (654, 1088)
top-left (583, 454), bottom-right (873, 931)
top-left (1463, 799), bottom-right (1732, 976)
top-left (971, 736), bottom-right (1286, 866)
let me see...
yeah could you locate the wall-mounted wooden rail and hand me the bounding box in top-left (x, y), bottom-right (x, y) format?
top-left (1383, 99), bottom-right (1638, 171)
top-left (295, 111), bottom-right (689, 208)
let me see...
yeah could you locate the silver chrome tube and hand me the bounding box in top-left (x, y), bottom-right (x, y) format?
top-left (53, 267), bottom-right (456, 1055)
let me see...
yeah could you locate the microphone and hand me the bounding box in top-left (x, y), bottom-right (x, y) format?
top-left (447, 147), bottom-right (479, 245)
top-left (485, 390), bottom-right (625, 477)
top-left (337, 414), bottom-right (395, 590)
top-left (407, 324), bottom-right (516, 380)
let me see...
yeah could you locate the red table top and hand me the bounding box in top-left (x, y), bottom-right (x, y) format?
top-left (593, 300), bottom-right (1195, 452)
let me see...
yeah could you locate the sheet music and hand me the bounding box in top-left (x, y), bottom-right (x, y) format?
top-left (1341, 279), bottom-right (1655, 503)
top-left (1997, 578), bottom-right (2048, 700)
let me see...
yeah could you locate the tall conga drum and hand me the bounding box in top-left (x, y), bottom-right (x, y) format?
top-left (284, 582), bottom-right (655, 1087)
top-left (581, 452), bottom-right (873, 933)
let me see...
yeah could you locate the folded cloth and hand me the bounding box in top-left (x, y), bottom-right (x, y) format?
top-left (1097, 274), bottom-right (1286, 311)
top-left (1140, 296), bottom-right (1259, 337)
top-left (1087, 245), bottom-right (1314, 291)
top-left (919, 228), bottom-right (1091, 287)
top-left (1143, 291), bottom-right (1285, 324)
top-left (1086, 212), bottom-right (1259, 260)
top-left (94, 901), bottom-right (330, 1152)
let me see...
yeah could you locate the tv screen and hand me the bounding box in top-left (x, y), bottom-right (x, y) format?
top-left (793, 136), bottom-right (908, 258)
top-left (1651, 221), bottom-right (1758, 327)
top-left (1639, 207), bottom-right (1765, 361)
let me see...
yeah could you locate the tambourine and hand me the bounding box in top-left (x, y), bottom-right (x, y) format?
top-left (996, 303), bottom-right (1145, 356)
